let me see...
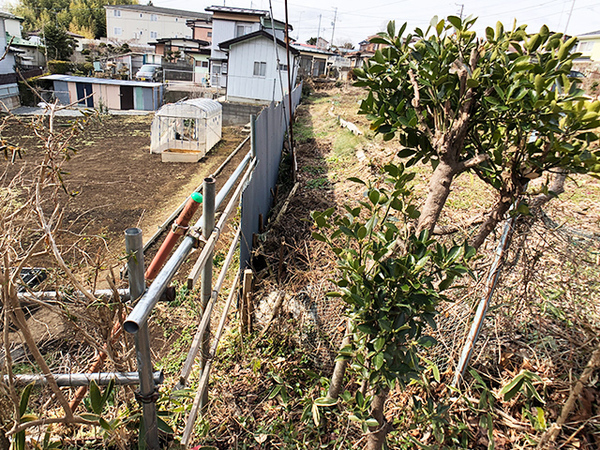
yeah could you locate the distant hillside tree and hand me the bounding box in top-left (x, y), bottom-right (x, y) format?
top-left (43, 22), bottom-right (76, 60)
top-left (11, 0), bottom-right (138, 39)
top-left (306, 37), bottom-right (317, 45)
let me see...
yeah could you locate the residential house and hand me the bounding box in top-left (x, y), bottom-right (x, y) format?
top-left (293, 43), bottom-right (333, 77)
top-left (218, 29), bottom-right (298, 104)
top-left (2, 11), bottom-right (44, 69)
top-left (104, 4), bottom-right (210, 45)
top-left (205, 5), bottom-right (289, 88)
top-left (576, 30), bottom-right (600, 63)
top-left (348, 34), bottom-right (390, 68)
top-left (150, 37), bottom-right (210, 84)
top-left (186, 17), bottom-right (213, 44)
top-left (0, 11), bottom-right (21, 110)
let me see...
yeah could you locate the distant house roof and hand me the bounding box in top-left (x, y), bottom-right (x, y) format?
top-left (205, 5), bottom-right (269, 16)
top-left (579, 30), bottom-right (600, 38)
top-left (104, 4), bottom-right (211, 21)
top-left (41, 74), bottom-right (163, 88)
top-left (218, 29), bottom-right (299, 55)
top-left (292, 43), bottom-right (334, 56)
top-left (151, 37), bottom-right (209, 47)
top-left (0, 11), bottom-right (23, 20)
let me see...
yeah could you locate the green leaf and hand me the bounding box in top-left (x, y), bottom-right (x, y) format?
top-left (312, 232), bottom-right (327, 242)
top-left (418, 336), bottom-right (437, 348)
top-left (99, 417), bottom-right (112, 431)
top-left (348, 177), bottom-right (366, 185)
top-left (373, 352), bottom-right (384, 371)
top-left (311, 402), bottom-right (321, 426)
top-left (101, 378), bottom-right (115, 409)
top-left (314, 396), bottom-right (338, 407)
top-left (365, 418), bottom-right (380, 428)
top-left (157, 416), bottom-right (174, 434)
top-left (80, 413), bottom-right (100, 422)
top-left (89, 380), bottom-right (102, 415)
top-left (369, 189), bottom-right (380, 204)
top-left (19, 383), bottom-right (34, 417)
top-left (466, 78), bottom-right (479, 88)
top-left (268, 385), bottom-right (282, 400)
top-left (499, 372), bottom-right (525, 401)
top-left (447, 15), bottom-right (462, 30)
top-left (387, 21), bottom-right (395, 38)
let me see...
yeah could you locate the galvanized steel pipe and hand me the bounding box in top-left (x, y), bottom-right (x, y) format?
top-left (124, 151), bottom-right (252, 334)
top-left (7, 371), bottom-right (163, 387)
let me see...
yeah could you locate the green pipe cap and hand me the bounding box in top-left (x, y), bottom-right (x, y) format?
top-left (191, 192), bottom-right (203, 204)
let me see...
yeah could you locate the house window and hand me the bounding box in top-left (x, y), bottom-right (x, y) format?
top-left (579, 41), bottom-right (594, 52)
top-left (253, 61), bottom-right (266, 77)
top-left (278, 64), bottom-right (288, 71)
top-left (222, 63), bottom-right (228, 75)
top-left (207, 32), bottom-right (212, 37)
top-left (201, 60), bottom-right (209, 68)
top-left (114, 9), bottom-right (121, 17)
top-left (114, 27), bottom-right (122, 35)
top-left (236, 24), bottom-right (252, 37)
top-left (150, 31), bottom-right (157, 38)
top-left (140, 13), bottom-right (142, 17)
top-left (151, 14), bottom-right (158, 21)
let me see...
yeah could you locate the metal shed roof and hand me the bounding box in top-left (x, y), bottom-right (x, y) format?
top-left (41, 74), bottom-right (162, 88)
top-left (156, 98), bottom-right (222, 118)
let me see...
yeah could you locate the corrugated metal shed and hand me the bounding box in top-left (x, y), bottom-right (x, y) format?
top-left (40, 75), bottom-right (164, 111)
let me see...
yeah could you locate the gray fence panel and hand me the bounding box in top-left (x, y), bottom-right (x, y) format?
top-left (239, 83), bottom-right (302, 270)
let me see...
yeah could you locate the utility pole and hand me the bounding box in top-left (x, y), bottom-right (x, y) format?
top-left (317, 14), bottom-right (322, 46)
top-left (564, 0), bottom-right (576, 35)
top-left (330, 7), bottom-right (337, 50)
top-left (456, 3), bottom-right (464, 20)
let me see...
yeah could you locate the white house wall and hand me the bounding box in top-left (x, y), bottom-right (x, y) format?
top-left (0, 19), bottom-right (16, 75)
top-left (210, 18), bottom-right (261, 88)
top-left (106, 7), bottom-right (193, 43)
top-left (227, 37), bottom-right (296, 104)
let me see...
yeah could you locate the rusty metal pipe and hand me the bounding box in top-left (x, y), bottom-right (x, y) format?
top-left (145, 192), bottom-right (203, 280)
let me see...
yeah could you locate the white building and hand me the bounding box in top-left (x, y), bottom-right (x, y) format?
top-left (205, 5), bottom-right (289, 89)
top-left (0, 11), bottom-right (20, 110)
top-left (219, 30), bottom-right (298, 104)
top-left (104, 5), bottom-right (211, 45)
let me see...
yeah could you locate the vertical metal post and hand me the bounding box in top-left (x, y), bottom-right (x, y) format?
top-left (125, 228), bottom-right (158, 450)
top-left (250, 114), bottom-right (257, 158)
top-left (200, 178), bottom-right (216, 411)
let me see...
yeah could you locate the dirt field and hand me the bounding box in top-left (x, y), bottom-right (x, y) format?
top-left (1, 113), bottom-right (249, 277)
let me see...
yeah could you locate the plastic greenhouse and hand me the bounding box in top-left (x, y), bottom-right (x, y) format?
top-left (150, 99), bottom-right (222, 162)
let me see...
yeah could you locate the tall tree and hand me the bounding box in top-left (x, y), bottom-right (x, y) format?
top-left (11, 0), bottom-right (138, 39)
top-left (43, 22), bottom-right (76, 61)
top-left (354, 17), bottom-right (600, 249)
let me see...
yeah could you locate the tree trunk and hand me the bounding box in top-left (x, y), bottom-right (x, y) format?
top-left (365, 387), bottom-right (391, 450)
top-left (471, 193), bottom-right (514, 250)
top-left (327, 320), bottom-right (351, 399)
top-left (417, 161), bottom-right (456, 235)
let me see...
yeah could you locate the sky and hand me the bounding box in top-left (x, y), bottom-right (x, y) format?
top-left (148, 0), bottom-right (600, 47)
top-left (0, 0), bottom-right (597, 47)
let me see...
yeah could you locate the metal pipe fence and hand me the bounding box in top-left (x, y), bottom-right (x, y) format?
top-left (4, 83), bottom-right (302, 449)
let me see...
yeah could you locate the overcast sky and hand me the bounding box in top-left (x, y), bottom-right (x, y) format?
top-left (152, 0), bottom-right (600, 47)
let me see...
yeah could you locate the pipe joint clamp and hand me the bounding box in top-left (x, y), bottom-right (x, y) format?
top-left (134, 387), bottom-right (159, 404)
top-left (188, 227), bottom-right (206, 248)
top-left (171, 222), bottom-right (189, 235)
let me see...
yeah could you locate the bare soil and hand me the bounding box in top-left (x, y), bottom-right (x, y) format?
top-left (2, 114), bottom-right (249, 275)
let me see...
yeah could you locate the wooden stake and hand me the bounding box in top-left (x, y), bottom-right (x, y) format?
top-left (259, 214), bottom-right (264, 234)
top-left (277, 238), bottom-right (286, 283)
top-left (241, 269), bottom-right (253, 335)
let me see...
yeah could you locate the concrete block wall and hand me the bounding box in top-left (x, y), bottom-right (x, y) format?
top-left (222, 102), bottom-right (264, 126)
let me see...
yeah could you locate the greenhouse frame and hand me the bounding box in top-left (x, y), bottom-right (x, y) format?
top-left (150, 99), bottom-right (222, 160)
